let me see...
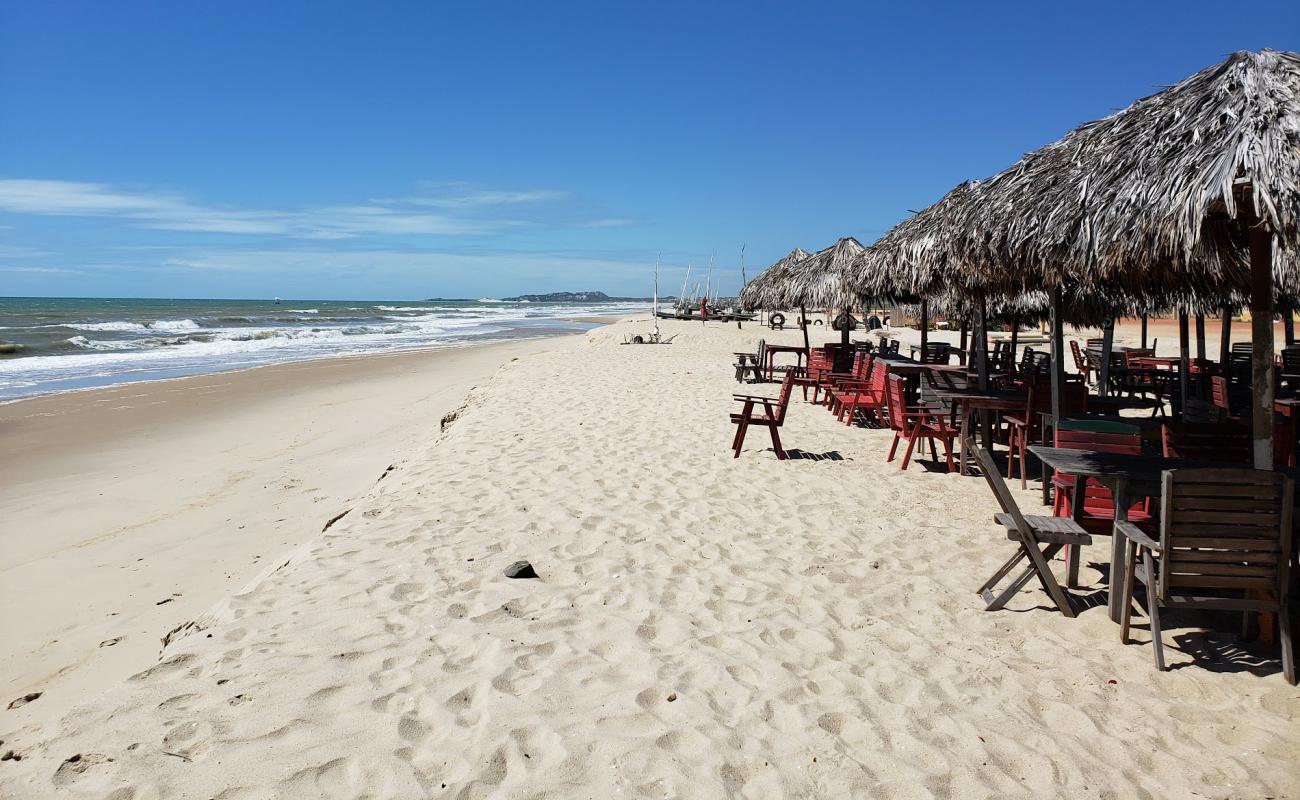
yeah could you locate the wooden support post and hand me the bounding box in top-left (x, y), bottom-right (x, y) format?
top-left (1285, 304), bottom-right (1295, 346)
top-left (799, 304), bottom-right (810, 353)
top-left (1098, 318), bottom-right (1115, 397)
top-left (1009, 315), bottom-right (1020, 368)
top-left (959, 320), bottom-right (969, 366)
top-left (975, 295), bottom-right (994, 450)
top-left (840, 306), bottom-right (850, 346)
top-left (1195, 314), bottom-right (1206, 361)
top-left (1140, 314), bottom-right (1149, 349)
top-left (1247, 208), bottom-right (1275, 469)
top-left (1178, 312), bottom-right (1190, 421)
top-left (1049, 288), bottom-right (1065, 425)
top-left (919, 298), bottom-right (929, 354)
top-left (1220, 306), bottom-right (1232, 367)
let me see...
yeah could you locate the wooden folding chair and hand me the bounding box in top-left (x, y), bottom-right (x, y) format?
top-left (973, 447), bottom-right (1092, 616)
top-left (972, 447), bottom-right (1092, 616)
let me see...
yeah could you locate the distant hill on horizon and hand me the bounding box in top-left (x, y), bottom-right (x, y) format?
top-left (499, 291), bottom-right (656, 303)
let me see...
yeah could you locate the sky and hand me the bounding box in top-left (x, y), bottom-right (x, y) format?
top-left (1, 1), bottom-right (1297, 301)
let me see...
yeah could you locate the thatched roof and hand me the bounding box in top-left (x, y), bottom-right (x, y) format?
top-left (856, 49), bottom-right (1300, 299)
top-left (737, 248), bottom-right (810, 309)
top-left (741, 238), bottom-right (867, 310)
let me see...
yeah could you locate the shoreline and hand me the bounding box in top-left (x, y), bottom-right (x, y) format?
top-left (0, 315), bottom-right (627, 406)
top-left (0, 330), bottom-right (596, 731)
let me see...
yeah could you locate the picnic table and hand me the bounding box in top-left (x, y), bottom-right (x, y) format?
top-left (933, 387), bottom-right (1028, 475)
top-left (1027, 445), bottom-right (1300, 623)
top-left (763, 344), bottom-right (807, 381)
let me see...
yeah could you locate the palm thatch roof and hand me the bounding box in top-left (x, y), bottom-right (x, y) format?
top-left (741, 238), bottom-right (868, 310)
top-left (737, 248), bottom-right (810, 309)
top-left (856, 49), bottom-right (1300, 299)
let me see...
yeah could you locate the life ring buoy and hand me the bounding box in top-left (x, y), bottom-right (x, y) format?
top-left (769, 312), bottom-right (785, 330)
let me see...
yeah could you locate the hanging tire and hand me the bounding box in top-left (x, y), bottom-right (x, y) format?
top-left (832, 313), bottom-right (859, 331)
top-left (769, 312), bottom-right (785, 330)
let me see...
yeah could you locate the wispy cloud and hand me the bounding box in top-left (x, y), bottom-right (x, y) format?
top-left (0, 265), bottom-right (87, 275)
top-left (579, 217), bottom-right (637, 228)
top-left (0, 179), bottom-right (564, 239)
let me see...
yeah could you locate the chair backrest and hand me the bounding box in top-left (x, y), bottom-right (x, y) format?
top-left (1281, 347), bottom-right (1300, 371)
top-left (807, 348), bottom-right (832, 379)
top-left (1124, 348), bottom-right (1155, 367)
top-left (1157, 468), bottom-right (1293, 603)
top-left (755, 339), bottom-right (766, 363)
top-left (1182, 396), bottom-right (1224, 424)
top-left (884, 373), bottom-right (909, 432)
top-left (921, 341), bottom-right (951, 364)
top-left (1055, 422), bottom-right (1142, 455)
top-left (1231, 342), bottom-right (1253, 354)
top-left (774, 372), bottom-right (796, 423)
top-left (1211, 375), bottom-right (1232, 412)
top-left (1069, 339), bottom-right (1087, 371)
top-left (888, 340), bottom-right (900, 355)
top-left (1161, 422), bottom-right (1251, 463)
top-left (973, 446), bottom-right (1033, 533)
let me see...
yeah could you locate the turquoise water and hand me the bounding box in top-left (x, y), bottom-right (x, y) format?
top-left (0, 297), bottom-right (644, 400)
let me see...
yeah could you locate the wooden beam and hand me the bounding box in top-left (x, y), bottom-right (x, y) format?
top-left (1247, 210), bottom-right (1275, 469)
top-left (799, 304), bottom-right (810, 353)
top-left (1140, 314), bottom-right (1149, 349)
top-left (919, 298), bottom-right (929, 354)
top-left (1220, 306), bottom-right (1232, 367)
top-left (1049, 287), bottom-right (1065, 428)
top-left (1098, 318), bottom-right (1115, 397)
top-left (1285, 304), bottom-right (1296, 346)
top-left (1178, 312), bottom-right (1190, 421)
top-left (1195, 314), bottom-right (1207, 362)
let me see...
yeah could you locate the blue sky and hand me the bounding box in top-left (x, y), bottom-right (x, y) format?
top-left (2, 1), bottom-right (1297, 300)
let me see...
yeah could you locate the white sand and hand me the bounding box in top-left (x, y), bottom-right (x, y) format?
top-left (2, 318), bottom-right (1296, 798)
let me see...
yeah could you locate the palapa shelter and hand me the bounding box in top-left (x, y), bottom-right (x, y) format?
top-left (741, 237), bottom-right (869, 346)
top-left (854, 49), bottom-right (1300, 465)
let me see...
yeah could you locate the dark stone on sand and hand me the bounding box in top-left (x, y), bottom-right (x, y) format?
top-left (7, 692), bottom-right (40, 710)
top-left (504, 561), bottom-right (539, 579)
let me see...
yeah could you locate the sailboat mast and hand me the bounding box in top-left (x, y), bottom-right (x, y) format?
top-left (653, 254), bottom-right (660, 336)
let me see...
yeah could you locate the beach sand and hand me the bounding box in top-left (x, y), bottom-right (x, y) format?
top-left (1, 318), bottom-right (1296, 798)
top-left (0, 338), bottom-right (572, 735)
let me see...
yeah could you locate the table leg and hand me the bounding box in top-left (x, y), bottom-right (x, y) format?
top-left (1108, 478), bottom-right (1130, 623)
top-left (1065, 474), bottom-right (1088, 588)
top-left (959, 402), bottom-right (972, 476)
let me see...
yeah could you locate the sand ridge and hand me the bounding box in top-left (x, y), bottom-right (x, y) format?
top-left (1, 318), bottom-right (1296, 799)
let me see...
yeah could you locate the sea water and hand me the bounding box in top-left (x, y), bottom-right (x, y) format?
top-left (0, 297), bottom-right (644, 401)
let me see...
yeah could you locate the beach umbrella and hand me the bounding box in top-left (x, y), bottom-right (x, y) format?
top-left (855, 49), bottom-right (1300, 465)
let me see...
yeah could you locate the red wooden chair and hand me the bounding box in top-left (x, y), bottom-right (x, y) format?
top-left (1069, 339), bottom-right (1093, 383)
top-left (832, 357), bottom-right (890, 427)
top-left (1051, 424), bottom-right (1156, 537)
top-left (1161, 422), bottom-right (1251, 463)
top-left (1006, 377), bottom-right (1087, 487)
top-left (730, 372), bottom-right (796, 459)
top-left (791, 348), bottom-right (834, 402)
top-left (884, 373), bottom-right (957, 471)
top-left (1210, 375), bottom-right (1236, 421)
top-left (823, 350), bottom-right (872, 411)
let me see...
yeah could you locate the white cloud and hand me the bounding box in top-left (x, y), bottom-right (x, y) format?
top-left (0, 179), bottom-right (559, 239)
top-left (580, 218), bottom-right (637, 228)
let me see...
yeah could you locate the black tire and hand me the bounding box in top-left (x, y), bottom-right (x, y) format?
top-left (832, 313), bottom-right (859, 331)
top-left (769, 312), bottom-right (785, 330)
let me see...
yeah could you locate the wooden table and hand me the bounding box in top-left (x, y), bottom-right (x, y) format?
top-left (763, 344), bottom-right (807, 381)
top-left (1027, 445), bottom-right (1300, 623)
top-left (934, 388), bottom-right (1027, 475)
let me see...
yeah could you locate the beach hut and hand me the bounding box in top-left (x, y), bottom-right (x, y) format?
top-left (856, 49), bottom-right (1300, 466)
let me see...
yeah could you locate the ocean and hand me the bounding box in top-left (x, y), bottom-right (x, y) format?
top-left (0, 297), bottom-right (646, 401)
